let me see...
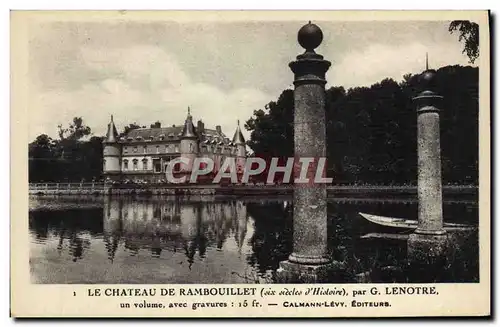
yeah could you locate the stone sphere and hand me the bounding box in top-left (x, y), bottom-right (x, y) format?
top-left (419, 69), bottom-right (437, 90)
top-left (298, 22), bottom-right (323, 51)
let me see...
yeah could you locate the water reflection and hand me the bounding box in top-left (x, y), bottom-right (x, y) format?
top-left (102, 198), bottom-right (250, 266)
top-left (29, 196), bottom-right (478, 284)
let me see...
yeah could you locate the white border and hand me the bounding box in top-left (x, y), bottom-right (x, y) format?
top-left (4, 1), bottom-right (498, 326)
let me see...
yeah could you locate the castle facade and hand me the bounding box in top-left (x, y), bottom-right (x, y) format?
top-left (102, 109), bottom-right (246, 183)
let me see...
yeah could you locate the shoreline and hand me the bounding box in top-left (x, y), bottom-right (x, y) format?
top-left (28, 183), bottom-right (478, 196)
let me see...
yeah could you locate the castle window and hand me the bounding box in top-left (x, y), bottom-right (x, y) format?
top-left (142, 158), bottom-right (148, 170)
top-left (153, 159), bottom-right (161, 173)
top-left (123, 159), bottom-right (129, 171)
top-left (143, 145), bottom-right (147, 154)
top-left (175, 145), bottom-right (179, 153)
top-left (133, 159), bottom-right (138, 171)
top-left (156, 145), bottom-right (160, 154)
top-left (124, 147), bottom-right (128, 154)
top-left (165, 145), bottom-right (170, 153)
top-left (133, 146), bottom-right (138, 153)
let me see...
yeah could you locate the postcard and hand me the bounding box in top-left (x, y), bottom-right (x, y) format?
top-left (11, 10), bottom-right (490, 318)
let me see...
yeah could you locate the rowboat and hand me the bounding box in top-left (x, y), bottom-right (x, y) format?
top-left (358, 212), bottom-right (476, 231)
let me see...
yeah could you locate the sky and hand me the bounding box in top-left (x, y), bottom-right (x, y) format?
top-left (27, 18), bottom-right (474, 141)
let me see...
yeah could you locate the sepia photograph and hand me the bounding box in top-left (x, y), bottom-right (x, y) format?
top-left (11, 10), bottom-right (490, 317)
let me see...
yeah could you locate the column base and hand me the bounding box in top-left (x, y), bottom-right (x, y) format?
top-left (276, 260), bottom-right (345, 283)
top-left (288, 253), bottom-right (331, 265)
top-left (407, 231), bottom-right (449, 262)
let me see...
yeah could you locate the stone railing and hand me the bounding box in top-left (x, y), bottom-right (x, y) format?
top-left (29, 183), bottom-right (106, 195)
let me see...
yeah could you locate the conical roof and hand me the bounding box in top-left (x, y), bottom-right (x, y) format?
top-left (104, 115), bottom-right (119, 143)
top-left (232, 120), bottom-right (245, 145)
top-left (181, 107), bottom-right (197, 138)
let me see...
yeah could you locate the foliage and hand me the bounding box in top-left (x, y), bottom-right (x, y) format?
top-left (57, 117), bottom-right (91, 141)
top-left (245, 65), bottom-right (478, 185)
top-left (449, 20), bottom-right (479, 64)
top-left (119, 123), bottom-right (142, 137)
top-left (150, 121), bottom-right (162, 128)
top-left (29, 118), bottom-right (103, 182)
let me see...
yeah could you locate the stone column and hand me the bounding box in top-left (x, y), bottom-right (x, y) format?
top-left (277, 22), bottom-right (340, 283)
top-left (408, 69), bottom-right (448, 260)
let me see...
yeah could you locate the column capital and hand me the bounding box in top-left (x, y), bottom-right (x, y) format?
top-left (413, 91), bottom-right (443, 114)
top-left (289, 57), bottom-right (331, 86)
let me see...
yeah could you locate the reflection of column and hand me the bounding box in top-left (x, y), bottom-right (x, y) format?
top-left (201, 203), bottom-right (216, 243)
top-left (235, 202), bottom-right (248, 250)
top-left (151, 234), bottom-right (162, 258)
top-left (103, 197), bottom-right (121, 234)
top-left (215, 203), bottom-right (225, 249)
top-left (181, 204), bottom-right (198, 268)
top-left (195, 203), bottom-right (207, 258)
top-left (69, 230), bottom-right (84, 262)
top-left (180, 205), bottom-right (198, 239)
top-left (122, 199), bottom-right (141, 255)
top-left (57, 227), bottom-right (65, 252)
top-left (103, 197), bottom-right (122, 262)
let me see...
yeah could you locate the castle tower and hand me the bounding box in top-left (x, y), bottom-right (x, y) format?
top-left (180, 107), bottom-right (199, 173)
top-left (103, 115), bottom-right (121, 179)
top-left (232, 120), bottom-right (246, 174)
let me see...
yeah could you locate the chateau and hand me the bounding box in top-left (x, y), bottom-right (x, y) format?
top-left (102, 108), bottom-right (246, 183)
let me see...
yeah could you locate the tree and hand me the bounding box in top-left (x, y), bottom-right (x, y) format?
top-left (245, 89), bottom-right (294, 158)
top-left (449, 20), bottom-right (479, 64)
top-left (29, 117), bottom-right (104, 182)
top-left (29, 134), bottom-right (58, 181)
top-left (57, 117), bottom-right (92, 141)
top-left (120, 123), bottom-right (142, 137)
top-left (150, 121), bottom-right (161, 128)
top-left (29, 134), bottom-right (55, 158)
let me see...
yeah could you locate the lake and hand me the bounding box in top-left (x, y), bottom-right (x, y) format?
top-left (29, 195), bottom-right (479, 284)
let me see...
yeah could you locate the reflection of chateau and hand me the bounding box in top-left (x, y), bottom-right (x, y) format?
top-left (102, 109), bottom-right (246, 182)
top-left (103, 198), bottom-right (249, 264)
top-left (29, 199), bottom-right (292, 279)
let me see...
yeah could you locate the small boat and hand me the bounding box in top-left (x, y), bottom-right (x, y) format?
top-left (359, 212), bottom-right (476, 231)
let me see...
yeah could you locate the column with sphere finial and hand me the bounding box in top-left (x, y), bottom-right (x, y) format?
top-left (276, 22), bottom-right (341, 283)
top-left (408, 65), bottom-right (448, 261)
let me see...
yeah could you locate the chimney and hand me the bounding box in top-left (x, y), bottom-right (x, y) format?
top-left (197, 120), bottom-right (205, 135)
top-left (216, 125), bottom-right (222, 135)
